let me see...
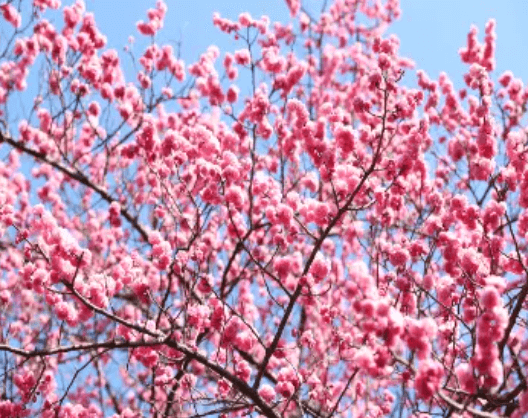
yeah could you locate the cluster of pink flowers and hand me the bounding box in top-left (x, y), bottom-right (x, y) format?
top-left (414, 360), bottom-right (444, 400)
top-left (0, 0), bottom-right (527, 416)
top-left (136, 0), bottom-right (167, 36)
top-left (0, 3), bottom-right (21, 28)
top-left (472, 280), bottom-right (508, 389)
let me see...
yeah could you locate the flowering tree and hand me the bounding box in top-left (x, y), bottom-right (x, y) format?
top-left (0, 0), bottom-right (527, 416)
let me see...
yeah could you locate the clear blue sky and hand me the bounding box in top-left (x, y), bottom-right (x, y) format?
top-left (82, 0), bottom-right (528, 90)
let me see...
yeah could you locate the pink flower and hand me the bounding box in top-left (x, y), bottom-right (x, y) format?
top-left (0, 3), bottom-right (21, 28)
top-left (258, 384), bottom-right (276, 403)
top-left (389, 245), bottom-right (409, 267)
top-left (285, 0), bottom-right (300, 17)
top-left (33, 0), bottom-right (61, 11)
top-left (276, 381), bottom-right (295, 398)
top-left (498, 70), bottom-right (513, 87)
top-left (335, 125), bottom-right (356, 155)
top-left (235, 331), bottom-right (254, 351)
top-left (480, 286), bottom-right (500, 309)
top-left (226, 85), bottom-right (239, 103)
top-left (234, 360), bottom-right (251, 382)
top-left (234, 49), bottom-right (251, 66)
top-left (415, 360), bottom-right (444, 400)
top-left (355, 347), bottom-right (375, 371)
top-left (310, 255), bottom-right (329, 281)
top-left (136, 0), bottom-right (166, 36)
top-left (274, 257), bottom-right (291, 280)
top-left (455, 363), bottom-right (477, 393)
top-left (225, 185), bottom-right (245, 210)
top-left (238, 12), bottom-right (252, 27)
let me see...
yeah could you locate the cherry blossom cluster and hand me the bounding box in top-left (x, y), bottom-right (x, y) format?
top-left (0, 0), bottom-right (527, 417)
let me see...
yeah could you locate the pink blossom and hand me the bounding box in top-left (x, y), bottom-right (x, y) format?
top-left (258, 384), bottom-right (276, 403)
top-left (389, 245), bottom-right (409, 267)
top-left (414, 360), bottom-right (444, 400)
top-left (285, 0), bottom-right (300, 17)
top-left (335, 125), bottom-right (356, 155)
top-left (226, 85), bottom-right (239, 103)
top-left (310, 255), bottom-right (329, 281)
top-left (355, 346), bottom-right (375, 371)
top-left (0, 3), bottom-right (21, 28)
top-left (0, 2), bottom-right (525, 417)
top-left (480, 286), bottom-right (500, 309)
top-left (234, 49), bottom-right (251, 66)
top-left (235, 359), bottom-right (251, 382)
top-left (455, 363), bottom-right (477, 393)
top-left (276, 381), bottom-right (295, 398)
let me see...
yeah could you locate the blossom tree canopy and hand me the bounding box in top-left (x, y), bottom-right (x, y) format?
top-left (0, 0), bottom-right (527, 417)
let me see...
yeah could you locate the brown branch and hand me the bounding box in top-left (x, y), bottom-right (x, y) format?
top-left (498, 211), bottom-right (528, 355)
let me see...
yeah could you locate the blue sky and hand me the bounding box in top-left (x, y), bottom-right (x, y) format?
top-left (82, 0), bottom-right (528, 90)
